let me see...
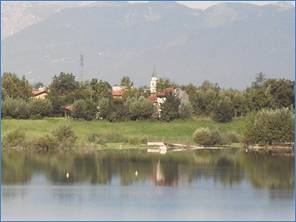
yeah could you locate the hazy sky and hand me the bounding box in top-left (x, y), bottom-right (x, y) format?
top-left (179, 1), bottom-right (294, 9)
top-left (128, 1), bottom-right (295, 9)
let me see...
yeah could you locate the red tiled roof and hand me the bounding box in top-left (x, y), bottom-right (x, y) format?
top-left (156, 87), bottom-right (175, 97)
top-left (112, 86), bottom-right (127, 97)
top-left (32, 88), bottom-right (48, 96)
top-left (64, 104), bottom-right (73, 111)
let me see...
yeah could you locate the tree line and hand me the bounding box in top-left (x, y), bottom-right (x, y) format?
top-left (1, 72), bottom-right (294, 122)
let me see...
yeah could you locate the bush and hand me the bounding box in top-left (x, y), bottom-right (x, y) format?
top-left (15, 100), bottom-right (30, 119)
top-left (2, 98), bottom-right (19, 118)
top-left (3, 129), bottom-right (26, 148)
top-left (32, 135), bottom-right (57, 151)
top-left (72, 99), bottom-right (97, 120)
top-left (193, 128), bottom-right (225, 146)
top-left (127, 97), bottom-right (155, 120)
top-left (243, 108), bottom-right (294, 145)
top-left (29, 99), bottom-right (53, 117)
top-left (193, 128), bottom-right (212, 145)
top-left (72, 100), bottom-right (87, 119)
top-left (224, 131), bottom-right (241, 144)
top-left (51, 124), bottom-right (77, 149)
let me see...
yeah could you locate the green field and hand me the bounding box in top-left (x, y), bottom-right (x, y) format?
top-left (2, 117), bottom-right (246, 145)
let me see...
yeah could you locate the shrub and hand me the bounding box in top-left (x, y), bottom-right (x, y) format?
top-left (32, 135), bottom-right (57, 151)
top-left (126, 97), bottom-right (155, 120)
top-left (243, 108), bottom-right (294, 145)
top-left (224, 131), bottom-right (241, 144)
top-left (193, 128), bottom-right (226, 146)
top-left (72, 99), bottom-right (97, 120)
top-left (51, 124), bottom-right (77, 149)
top-left (72, 100), bottom-right (87, 119)
top-left (2, 98), bottom-right (18, 118)
top-left (193, 128), bottom-right (212, 145)
top-left (3, 129), bottom-right (26, 148)
top-left (29, 99), bottom-right (53, 117)
top-left (15, 100), bottom-right (30, 119)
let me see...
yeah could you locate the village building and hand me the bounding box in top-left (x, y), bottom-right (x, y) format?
top-left (112, 85), bottom-right (127, 99)
top-left (31, 87), bottom-right (49, 99)
top-left (148, 69), bottom-right (189, 117)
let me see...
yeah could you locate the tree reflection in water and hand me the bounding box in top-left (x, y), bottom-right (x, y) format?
top-left (2, 149), bottom-right (294, 190)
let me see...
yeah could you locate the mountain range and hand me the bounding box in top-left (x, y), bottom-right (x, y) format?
top-left (1, 2), bottom-right (295, 89)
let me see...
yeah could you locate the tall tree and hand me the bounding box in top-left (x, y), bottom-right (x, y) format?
top-left (90, 79), bottom-right (112, 102)
top-left (47, 72), bottom-right (79, 115)
top-left (160, 95), bottom-right (180, 122)
top-left (2, 73), bottom-right (32, 100)
top-left (120, 76), bottom-right (133, 88)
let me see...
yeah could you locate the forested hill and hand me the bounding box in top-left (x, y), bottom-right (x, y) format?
top-left (2, 2), bottom-right (295, 88)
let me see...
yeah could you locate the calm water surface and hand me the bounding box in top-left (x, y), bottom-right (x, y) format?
top-left (1, 149), bottom-right (294, 220)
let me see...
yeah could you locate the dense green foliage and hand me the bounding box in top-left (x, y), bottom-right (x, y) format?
top-left (2, 73), bottom-right (32, 100)
top-left (126, 97), bottom-right (155, 120)
top-left (160, 95), bottom-right (180, 121)
top-left (243, 108), bottom-right (294, 145)
top-left (212, 97), bottom-right (234, 122)
top-left (193, 128), bottom-right (225, 146)
top-left (72, 99), bottom-right (97, 120)
top-left (1, 72), bottom-right (294, 126)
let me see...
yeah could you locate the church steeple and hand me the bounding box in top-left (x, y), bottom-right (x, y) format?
top-left (150, 66), bottom-right (158, 94)
top-left (152, 65), bottom-right (157, 77)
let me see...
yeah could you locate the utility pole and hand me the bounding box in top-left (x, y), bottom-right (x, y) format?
top-left (80, 54), bottom-right (84, 82)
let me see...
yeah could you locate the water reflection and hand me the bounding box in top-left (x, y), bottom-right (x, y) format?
top-left (2, 149), bottom-right (294, 220)
top-left (2, 149), bottom-right (294, 191)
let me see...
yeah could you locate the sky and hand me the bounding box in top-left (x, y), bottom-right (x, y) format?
top-left (128, 1), bottom-right (295, 9)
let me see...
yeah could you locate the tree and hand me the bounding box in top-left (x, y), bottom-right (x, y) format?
top-left (98, 98), bottom-right (112, 119)
top-left (120, 76), bottom-right (133, 88)
top-left (47, 72), bottom-right (79, 115)
top-left (189, 81), bottom-right (220, 116)
top-left (178, 102), bottom-right (193, 119)
top-left (243, 108), bottom-right (294, 145)
top-left (33, 82), bottom-right (44, 89)
top-left (29, 99), bottom-right (53, 118)
top-left (212, 97), bottom-right (234, 122)
top-left (160, 95), bottom-right (180, 121)
top-left (2, 73), bottom-right (32, 100)
top-left (126, 97), bottom-right (155, 120)
top-left (72, 99), bottom-right (97, 120)
top-left (264, 79), bottom-right (294, 108)
top-left (156, 78), bottom-right (176, 91)
top-left (90, 79), bottom-right (112, 102)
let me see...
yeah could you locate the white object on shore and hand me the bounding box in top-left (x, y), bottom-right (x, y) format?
top-left (66, 172), bottom-right (70, 179)
top-left (147, 142), bottom-right (165, 146)
top-left (135, 170), bottom-right (138, 176)
top-left (160, 145), bottom-right (167, 154)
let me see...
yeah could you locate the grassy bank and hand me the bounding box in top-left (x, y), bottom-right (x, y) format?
top-left (2, 117), bottom-right (246, 146)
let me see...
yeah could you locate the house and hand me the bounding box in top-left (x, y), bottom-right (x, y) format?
top-left (112, 85), bottom-right (127, 99)
top-left (31, 87), bottom-right (48, 99)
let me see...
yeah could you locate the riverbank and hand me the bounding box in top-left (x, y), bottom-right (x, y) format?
top-left (3, 117), bottom-right (245, 150)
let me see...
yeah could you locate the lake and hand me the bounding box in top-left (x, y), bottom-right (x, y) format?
top-left (1, 149), bottom-right (294, 220)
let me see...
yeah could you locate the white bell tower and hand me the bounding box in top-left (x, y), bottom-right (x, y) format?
top-left (150, 67), bottom-right (158, 94)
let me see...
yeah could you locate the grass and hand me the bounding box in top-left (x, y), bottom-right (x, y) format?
top-left (2, 117), bottom-right (246, 145)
